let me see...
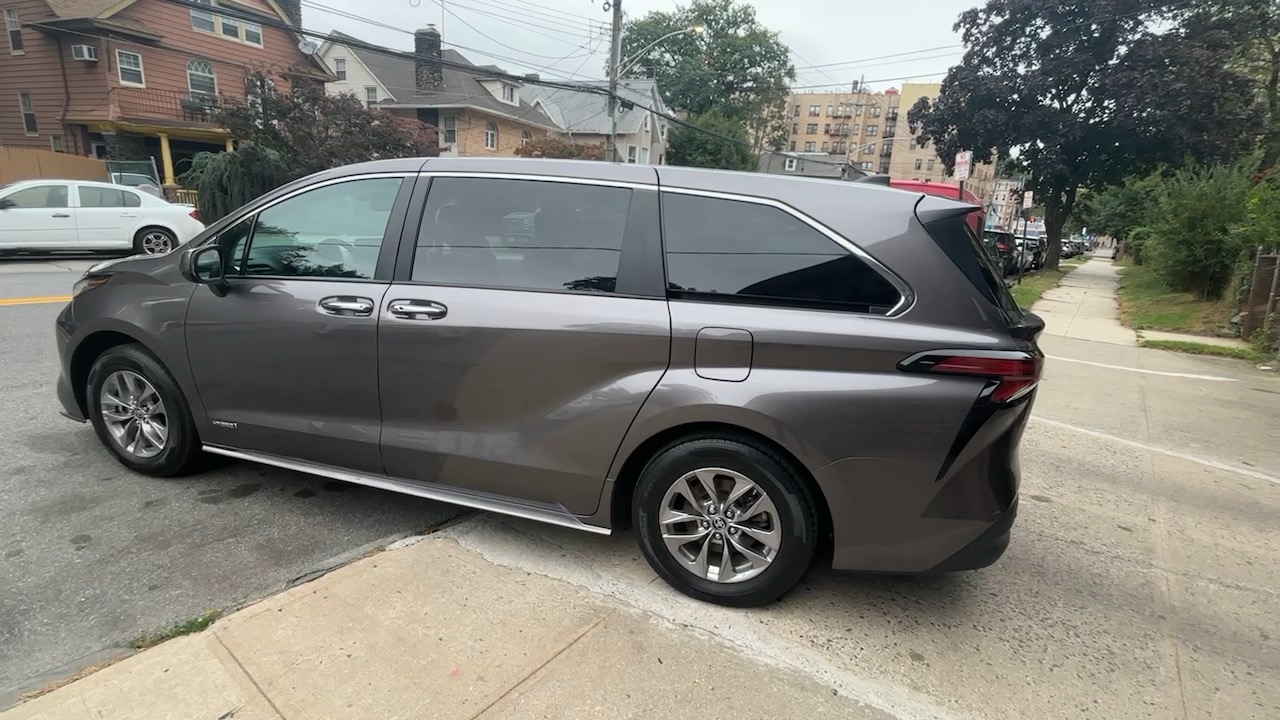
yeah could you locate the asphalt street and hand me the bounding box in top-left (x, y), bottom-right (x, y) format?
top-left (0, 259), bottom-right (463, 703)
top-left (1, 256), bottom-right (1277, 718)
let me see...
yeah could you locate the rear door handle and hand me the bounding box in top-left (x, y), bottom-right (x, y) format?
top-left (318, 296), bottom-right (374, 317)
top-left (52, 213), bottom-right (71, 218)
top-left (388, 299), bottom-right (447, 320)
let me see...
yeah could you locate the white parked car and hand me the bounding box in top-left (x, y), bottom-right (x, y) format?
top-left (0, 179), bottom-right (204, 255)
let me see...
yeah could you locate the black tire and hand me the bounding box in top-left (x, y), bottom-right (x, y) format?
top-left (86, 343), bottom-right (203, 477)
top-left (133, 226), bottom-right (176, 255)
top-left (635, 436), bottom-right (819, 607)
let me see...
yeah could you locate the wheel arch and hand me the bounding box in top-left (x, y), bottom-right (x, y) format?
top-left (69, 329), bottom-right (155, 417)
top-left (608, 420), bottom-right (833, 545)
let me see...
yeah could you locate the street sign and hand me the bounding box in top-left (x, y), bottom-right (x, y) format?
top-left (1022, 190), bottom-right (1034, 209)
top-left (954, 150), bottom-right (973, 182)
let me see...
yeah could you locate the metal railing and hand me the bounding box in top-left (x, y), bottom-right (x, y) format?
top-left (113, 87), bottom-right (232, 125)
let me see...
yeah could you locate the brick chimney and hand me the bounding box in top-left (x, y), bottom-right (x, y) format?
top-left (415, 25), bottom-right (442, 94)
top-left (277, 0), bottom-right (301, 26)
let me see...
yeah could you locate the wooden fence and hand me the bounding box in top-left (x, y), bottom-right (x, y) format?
top-left (1241, 249), bottom-right (1280, 349)
top-left (0, 147), bottom-right (109, 184)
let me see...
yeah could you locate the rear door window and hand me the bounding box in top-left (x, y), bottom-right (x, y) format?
top-left (929, 216), bottom-right (1019, 312)
top-left (660, 192), bottom-right (901, 315)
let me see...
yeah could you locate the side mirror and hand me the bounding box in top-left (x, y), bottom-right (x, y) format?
top-left (0, 198), bottom-right (15, 210)
top-left (179, 245), bottom-right (230, 296)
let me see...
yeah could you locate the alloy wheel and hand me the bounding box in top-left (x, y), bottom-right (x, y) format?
top-left (141, 231), bottom-right (173, 255)
top-left (657, 467), bottom-right (782, 583)
top-left (99, 370), bottom-right (169, 459)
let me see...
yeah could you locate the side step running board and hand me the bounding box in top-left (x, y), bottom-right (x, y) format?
top-left (202, 444), bottom-right (611, 536)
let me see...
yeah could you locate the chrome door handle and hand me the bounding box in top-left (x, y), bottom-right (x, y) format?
top-left (318, 296), bottom-right (374, 316)
top-left (51, 213), bottom-right (71, 218)
top-left (388, 299), bottom-right (447, 320)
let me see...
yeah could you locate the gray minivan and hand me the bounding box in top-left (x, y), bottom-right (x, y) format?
top-left (55, 158), bottom-right (1043, 607)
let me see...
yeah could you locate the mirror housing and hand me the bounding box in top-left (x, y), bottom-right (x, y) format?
top-left (179, 245), bottom-right (229, 296)
top-left (0, 197), bottom-right (15, 210)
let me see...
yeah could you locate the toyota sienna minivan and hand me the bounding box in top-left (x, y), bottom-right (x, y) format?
top-left (55, 158), bottom-right (1043, 607)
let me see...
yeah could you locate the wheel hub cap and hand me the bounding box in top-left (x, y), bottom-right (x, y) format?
top-left (657, 467), bottom-right (782, 584)
top-left (100, 370), bottom-right (169, 459)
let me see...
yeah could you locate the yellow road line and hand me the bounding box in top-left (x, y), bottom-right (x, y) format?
top-left (0, 294), bottom-right (72, 307)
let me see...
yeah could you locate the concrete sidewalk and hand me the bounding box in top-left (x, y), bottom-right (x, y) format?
top-left (1029, 256), bottom-right (1137, 345)
top-left (3, 533), bottom-right (891, 720)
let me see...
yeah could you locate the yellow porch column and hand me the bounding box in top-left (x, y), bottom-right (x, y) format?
top-left (158, 133), bottom-right (175, 186)
top-left (225, 138), bottom-right (234, 152)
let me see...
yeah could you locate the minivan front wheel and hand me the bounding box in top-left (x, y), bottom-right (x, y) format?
top-left (87, 343), bottom-right (202, 477)
top-left (635, 437), bottom-right (818, 607)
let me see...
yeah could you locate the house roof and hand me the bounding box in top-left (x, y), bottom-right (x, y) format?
top-left (521, 79), bottom-right (664, 136)
top-left (43, 0), bottom-right (122, 18)
top-left (328, 31), bottom-right (557, 130)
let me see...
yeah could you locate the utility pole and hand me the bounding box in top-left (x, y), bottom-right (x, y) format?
top-left (606, 0), bottom-right (623, 163)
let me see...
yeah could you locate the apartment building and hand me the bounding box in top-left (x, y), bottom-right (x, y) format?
top-left (783, 83), bottom-right (996, 202)
top-left (318, 27), bottom-right (556, 157)
top-left (0, 0), bottom-right (331, 185)
top-left (988, 178), bottom-right (1026, 231)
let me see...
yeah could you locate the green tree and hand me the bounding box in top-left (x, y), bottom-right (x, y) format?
top-left (620, 0), bottom-right (793, 149)
top-left (666, 109), bottom-right (756, 171)
top-left (908, 0), bottom-right (1261, 270)
top-left (181, 143), bottom-right (290, 223)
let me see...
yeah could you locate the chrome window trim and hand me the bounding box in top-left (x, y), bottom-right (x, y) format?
top-left (416, 171), bottom-right (654, 192)
top-left (659, 186), bottom-right (915, 318)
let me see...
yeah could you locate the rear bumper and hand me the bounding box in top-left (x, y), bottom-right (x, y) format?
top-left (817, 393), bottom-right (1032, 574)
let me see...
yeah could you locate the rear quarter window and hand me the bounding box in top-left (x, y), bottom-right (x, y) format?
top-left (660, 192), bottom-right (902, 315)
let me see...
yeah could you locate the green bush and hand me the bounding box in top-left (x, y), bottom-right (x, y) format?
top-left (181, 143), bottom-right (291, 224)
top-left (1143, 162), bottom-right (1251, 299)
top-left (1125, 226), bottom-right (1154, 265)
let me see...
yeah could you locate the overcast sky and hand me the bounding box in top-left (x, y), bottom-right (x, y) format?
top-left (303, 0), bottom-right (973, 92)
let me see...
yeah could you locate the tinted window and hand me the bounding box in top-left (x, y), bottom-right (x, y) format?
top-left (241, 178), bottom-right (402, 279)
top-left (123, 191), bottom-right (141, 207)
top-left (414, 178), bottom-right (630, 294)
top-left (5, 185), bottom-right (69, 208)
top-left (79, 186), bottom-right (129, 208)
top-left (661, 193), bottom-right (901, 314)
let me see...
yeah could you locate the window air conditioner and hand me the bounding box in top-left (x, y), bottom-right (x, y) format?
top-left (71, 45), bottom-right (99, 62)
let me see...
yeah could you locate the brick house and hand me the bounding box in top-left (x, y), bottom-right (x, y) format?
top-left (318, 26), bottom-right (557, 157)
top-left (0, 0), bottom-right (333, 186)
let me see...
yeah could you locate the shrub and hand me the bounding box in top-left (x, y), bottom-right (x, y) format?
top-left (1143, 162), bottom-right (1251, 299)
top-left (181, 143), bottom-right (290, 223)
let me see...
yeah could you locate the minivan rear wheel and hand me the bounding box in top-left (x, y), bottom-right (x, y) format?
top-left (635, 437), bottom-right (818, 607)
top-left (87, 343), bottom-right (202, 477)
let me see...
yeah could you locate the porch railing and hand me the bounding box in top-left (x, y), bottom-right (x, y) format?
top-left (113, 87), bottom-right (235, 126)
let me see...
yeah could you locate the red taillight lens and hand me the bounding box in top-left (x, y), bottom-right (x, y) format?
top-left (900, 351), bottom-right (1042, 403)
top-left (189, 209), bottom-right (201, 221)
top-left (995, 242), bottom-right (1009, 251)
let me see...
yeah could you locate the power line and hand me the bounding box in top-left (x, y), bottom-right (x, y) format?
top-left (446, 0), bottom-right (608, 33)
top-left (423, 0), bottom-right (599, 57)
top-left (429, 0), bottom-right (602, 44)
top-left (791, 45), bottom-right (962, 72)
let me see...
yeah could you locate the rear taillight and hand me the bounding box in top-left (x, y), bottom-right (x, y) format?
top-left (995, 242), bottom-right (1009, 251)
top-left (189, 209), bottom-right (201, 221)
top-left (900, 350), bottom-right (1043, 404)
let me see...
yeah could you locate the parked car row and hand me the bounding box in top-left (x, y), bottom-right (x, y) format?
top-left (1061, 237), bottom-right (1088, 258)
top-left (0, 180), bottom-right (203, 255)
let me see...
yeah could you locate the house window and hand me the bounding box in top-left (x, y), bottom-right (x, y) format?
top-left (791, 123), bottom-right (798, 134)
top-left (854, 104), bottom-right (863, 116)
top-left (851, 123), bottom-right (859, 134)
top-left (51, 135), bottom-right (64, 152)
top-left (220, 14), bottom-right (240, 39)
top-left (866, 124), bottom-right (878, 136)
top-left (866, 143), bottom-right (875, 155)
top-left (442, 115), bottom-right (457, 145)
top-left (643, 113), bottom-right (650, 131)
top-left (660, 124), bottom-right (666, 138)
top-left (860, 161), bottom-right (873, 170)
top-left (808, 105), bottom-right (819, 116)
top-left (826, 105), bottom-right (832, 116)
top-left (334, 58), bottom-right (347, 81)
top-left (116, 51), bottom-right (145, 87)
top-left (4, 8), bottom-right (22, 54)
top-left (364, 86), bottom-right (377, 108)
top-left (788, 141), bottom-right (795, 151)
top-left (927, 159), bottom-right (936, 171)
top-left (784, 157), bottom-right (797, 171)
top-left (915, 158), bottom-right (923, 170)
top-left (869, 107), bottom-right (881, 117)
top-left (520, 130), bottom-right (531, 146)
top-left (18, 92), bottom-right (36, 133)
top-left (792, 105), bottom-right (800, 117)
top-left (502, 85), bottom-right (515, 103)
top-left (244, 22), bottom-right (262, 45)
top-left (626, 145), bottom-right (637, 163)
top-left (484, 121), bottom-right (498, 150)
top-left (806, 124), bottom-right (817, 134)
top-left (824, 123), bottom-right (830, 133)
top-left (187, 59), bottom-right (218, 97)
top-left (821, 141), bottom-right (828, 151)
top-left (190, 0), bottom-right (216, 33)
top-left (639, 147), bottom-right (650, 164)
top-left (803, 141), bottom-right (814, 151)
top-left (910, 139), bottom-right (917, 150)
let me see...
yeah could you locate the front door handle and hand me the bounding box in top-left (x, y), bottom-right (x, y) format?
top-left (52, 213), bottom-right (71, 218)
top-left (388, 299), bottom-right (447, 320)
top-left (318, 296), bottom-right (374, 316)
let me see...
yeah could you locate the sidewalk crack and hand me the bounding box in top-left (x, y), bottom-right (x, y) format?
top-left (213, 633), bottom-right (289, 720)
top-left (466, 612), bottom-right (610, 720)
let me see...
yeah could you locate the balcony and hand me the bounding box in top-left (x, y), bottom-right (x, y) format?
top-left (883, 127), bottom-right (897, 138)
top-left (886, 112), bottom-right (899, 123)
top-left (880, 146), bottom-right (894, 157)
top-left (113, 87), bottom-right (235, 129)
top-left (828, 127), bottom-right (850, 136)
